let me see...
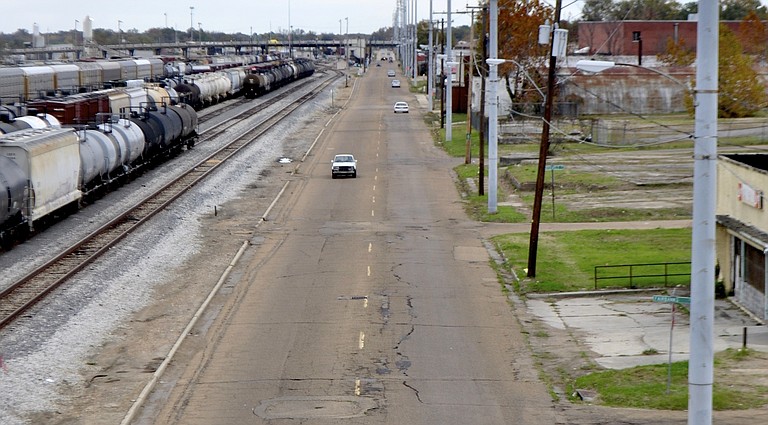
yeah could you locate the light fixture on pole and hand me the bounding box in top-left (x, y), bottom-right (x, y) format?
top-left (189, 6), bottom-right (194, 40)
top-left (345, 17), bottom-right (349, 87)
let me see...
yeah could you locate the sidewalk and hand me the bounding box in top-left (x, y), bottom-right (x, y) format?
top-left (479, 219), bottom-right (692, 238)
top-left (525, 293), bottom-right (767, 369)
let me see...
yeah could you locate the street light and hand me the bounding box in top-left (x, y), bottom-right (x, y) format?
top-left (345, 17), bottom-right (349, 87)
top-left (189, 6), bottom-right (194, 40)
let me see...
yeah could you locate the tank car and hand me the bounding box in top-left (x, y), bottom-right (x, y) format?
top-left (173, 81), bottom-right (202, 109)
top-left (0, 112), bottom-right (61, 134)
top-left (79, 128), bottom-right (123, 191)
top-left (97, 118), bottom-right (146, 168)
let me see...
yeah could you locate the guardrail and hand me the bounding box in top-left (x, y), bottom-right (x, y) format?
top-left (594, 261), bottom-right (691, 290)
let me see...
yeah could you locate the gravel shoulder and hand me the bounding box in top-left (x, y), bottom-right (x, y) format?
top-left (0, 76), bottom-right (345, 425)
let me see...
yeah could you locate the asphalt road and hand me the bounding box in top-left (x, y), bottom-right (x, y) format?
top-left (145, 67), bottom-right (557, 424)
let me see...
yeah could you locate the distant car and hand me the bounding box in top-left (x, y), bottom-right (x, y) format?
top-left (331, 154), bottom-right (357, 178)
top-left (393, 101), bottom-right (409, 113)
top-left (387, 70), bottom-right (396, 77)
top-left (376, 63), bottom-right (381, 67)
top-left (391, 79), bottom-right (401, 88)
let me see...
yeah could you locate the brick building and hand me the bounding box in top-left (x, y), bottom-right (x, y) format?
top-left (577, 20), bottom-right (743, 57)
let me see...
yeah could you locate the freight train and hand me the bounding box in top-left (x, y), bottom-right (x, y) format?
top-left (0, 102), bottom-right (198, 248)
top-left (1, 57), bottom-right (315, 121)
top-left (0, 56), bottom-right (316, 248)
top-left (0, 55), bottom-right (271, 101)
top-left (0, 57), bottom-right (315, 121)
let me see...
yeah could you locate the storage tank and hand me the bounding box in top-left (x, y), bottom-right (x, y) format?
top-left (83, 16), bottom-right (93, 43)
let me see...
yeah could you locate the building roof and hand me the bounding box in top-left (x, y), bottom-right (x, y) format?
top-left (721, 154), bottom-right (768, 173)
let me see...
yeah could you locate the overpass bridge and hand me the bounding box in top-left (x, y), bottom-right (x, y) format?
top-left (6, 39), bottom-right (399, 60)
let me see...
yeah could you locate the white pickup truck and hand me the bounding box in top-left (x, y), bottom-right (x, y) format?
top-left (331, 154), bottom-right (357, 178)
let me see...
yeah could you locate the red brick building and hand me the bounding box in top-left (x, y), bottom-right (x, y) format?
top-left (577, 20), bottom-right (744, 56)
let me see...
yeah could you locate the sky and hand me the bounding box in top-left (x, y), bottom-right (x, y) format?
top-left (1, 0), bottom-right (586, 36)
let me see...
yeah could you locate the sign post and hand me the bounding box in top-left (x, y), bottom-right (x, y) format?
top-left (544, 164), bottom-right (565, 220)
top-left (652, 291), bottom-right (690, 393)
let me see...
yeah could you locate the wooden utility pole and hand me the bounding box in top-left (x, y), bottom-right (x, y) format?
top-left (478, 6), bottom-right (487, 196)
top-left (527, 0), bottom-right (562, 278)
top-left (464, 10), bottom-right (475, 165)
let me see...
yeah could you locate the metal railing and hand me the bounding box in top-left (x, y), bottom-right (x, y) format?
top-left (594, 261), bottom-right (691, 290)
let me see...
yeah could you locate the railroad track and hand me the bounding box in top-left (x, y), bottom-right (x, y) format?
top-left (0, 71), bottom-right (340, 329)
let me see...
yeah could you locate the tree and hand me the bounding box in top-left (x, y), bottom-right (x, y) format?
top-left (717, 25), bottom-right (766, 117)
top-left (685, 24), bottom-right (767, 118)
top-left (492, 0), bottom-right (553, 105)
top-left (737, 11), bottom-right (767, 58)
top-left (721, 0), bottom-right (768, 20)
top-left (657, 36), bottom-right (695, 66)
top-left (582, 0), bottom-right (614, 21)
top-left (611, 0), bottom-right (682, 20)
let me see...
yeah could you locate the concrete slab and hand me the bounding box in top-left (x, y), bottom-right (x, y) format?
top-left (527, 294), bottom-right (768, 369)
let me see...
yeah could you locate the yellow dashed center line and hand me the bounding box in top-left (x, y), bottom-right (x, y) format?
top-left (358, 331), bottom-right (365, 349)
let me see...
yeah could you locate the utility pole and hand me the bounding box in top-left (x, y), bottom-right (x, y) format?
top-left (487, 0), bottom-right (499, 213)
top-left (445, 0), bottom-right (453, 142)
top-left (428, 0), bottom-right (434, 111)
top-left (464, 9), bottom-right (475, 165)
top-left (688, 0), bottom-right (718, 423)
top-left (478, 6), bottom-right (487, 197)
top-left (527, 0), bottom-right (562, 278)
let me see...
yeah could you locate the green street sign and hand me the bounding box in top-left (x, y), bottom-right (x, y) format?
top-left (545, 164), bottom-right (565, 171)
top-left (652, 295), bottom-right (691, 304)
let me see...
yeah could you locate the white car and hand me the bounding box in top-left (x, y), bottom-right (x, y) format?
top-left (387, 69), bottom-right (396, 77)
top-left (391, 79), bottom-right (401, 88)
top-left (331, 154), bottom-right (357, 178)
top-left (393, 101), bottom-right (409, 113)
